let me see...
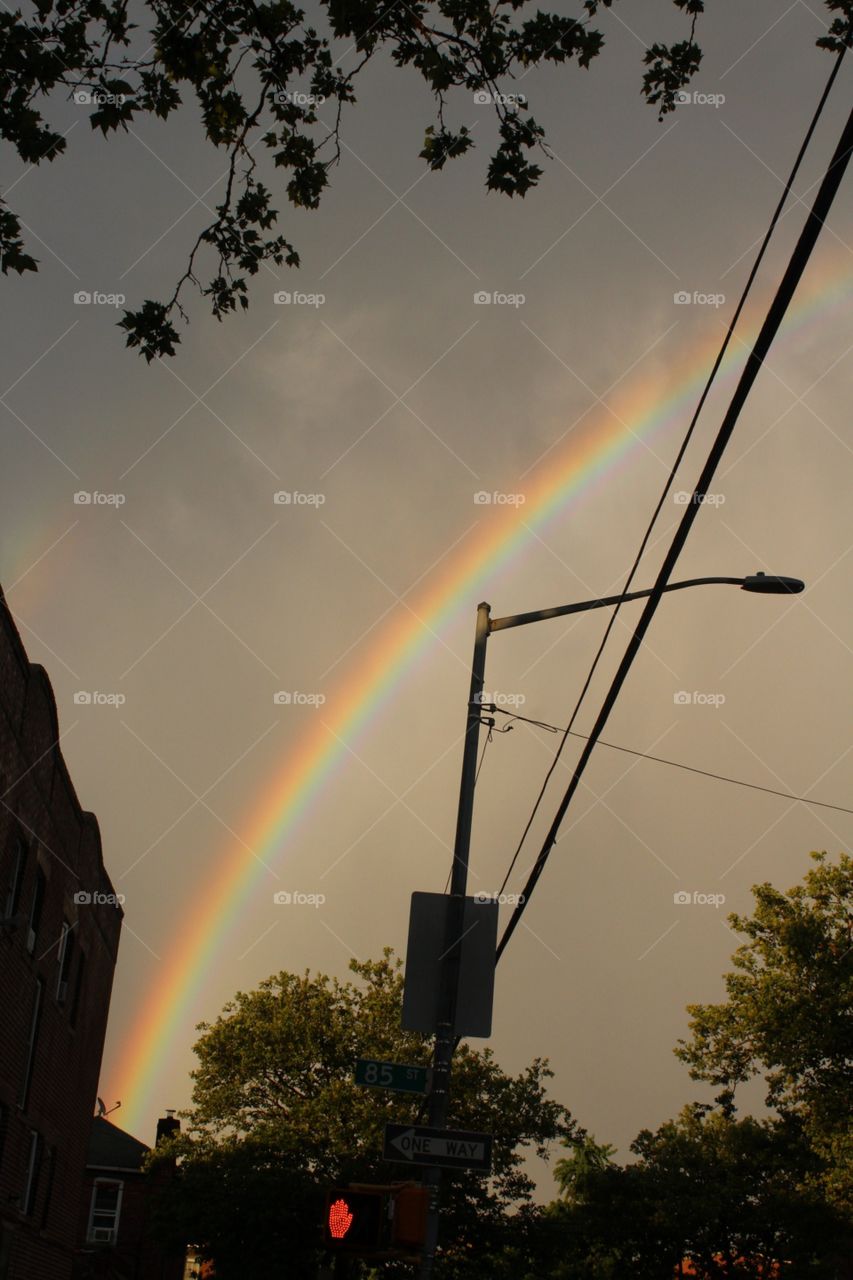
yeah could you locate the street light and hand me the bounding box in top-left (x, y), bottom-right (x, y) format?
top-left (417, 570), bottom-right (804, 1278)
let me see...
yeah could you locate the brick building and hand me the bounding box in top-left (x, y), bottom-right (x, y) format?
top-left (0, 587), bottom-right (123, 1279)
top-left (73, 1114), bottom-right (184, 1280)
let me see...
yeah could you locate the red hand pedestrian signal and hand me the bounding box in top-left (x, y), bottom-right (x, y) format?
top-left (323, 1188), bottom-right (385, 1252)
top-left (328, 1198), bottom-right (354, 1240)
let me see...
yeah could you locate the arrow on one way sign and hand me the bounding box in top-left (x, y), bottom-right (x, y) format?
top-left (383, 1124), bottom-right (492, 1171)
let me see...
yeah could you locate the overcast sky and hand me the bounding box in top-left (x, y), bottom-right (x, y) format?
top-left (2, 0), bottom-right (852, 1192)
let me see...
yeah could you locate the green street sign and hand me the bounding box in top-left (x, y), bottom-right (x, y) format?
top-left (354, 1058), bottom-right (430, 1094)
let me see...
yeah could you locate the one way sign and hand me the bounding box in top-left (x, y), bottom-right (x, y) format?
top-left (383, 1123), bottom-right (492, 1171)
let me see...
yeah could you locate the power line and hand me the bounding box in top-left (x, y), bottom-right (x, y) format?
top-left (495, 47), bottom-right (848, 903)
top-left (496, 87), bottom-right (853, 964)
top-left (491, 706), bottom-right (853, 817)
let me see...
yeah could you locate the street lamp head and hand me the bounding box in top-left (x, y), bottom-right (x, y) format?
top-left (740, 572), bottom-right (805, 595)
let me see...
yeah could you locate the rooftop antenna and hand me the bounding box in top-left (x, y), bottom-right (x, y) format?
top-left (95, 1098), bottom-right (122, 1117)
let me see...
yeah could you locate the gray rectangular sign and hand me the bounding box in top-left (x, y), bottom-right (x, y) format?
top-left (401, 892), bottom-right (498, 1037)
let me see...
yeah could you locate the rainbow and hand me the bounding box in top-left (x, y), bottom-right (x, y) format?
top-left (109, 249), bottom-right (852, 1132)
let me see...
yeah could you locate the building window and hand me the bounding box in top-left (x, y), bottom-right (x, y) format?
top-left (56, 920), bottom-right (74, 1003)
top-left (70, 949), bottom-right (86, 1029)
top-left (18, 978), bottom-right (42, 1108)
top-left (87, 1179), bottom-right (123, 1245)
top-left (21, 1130), bottom-right (41, 1216)
top-left (26, 869), bottom-right (45, 955)
top-left (3, 838), bottom-right (26, 919)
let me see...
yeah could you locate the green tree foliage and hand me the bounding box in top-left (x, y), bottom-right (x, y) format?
top-left (531, 854), bottom-right (853, 1279)
top-left (148, 949), bottom-right (577, 1277)
top-left (553, 1133), bottom-right (616, 1204)
top-left (676, 851), bottom-right (853, 1214)
top-left (3, 1), bottom-right (851, 357)
top-left (539, 1110), bottom-right (847, 1279)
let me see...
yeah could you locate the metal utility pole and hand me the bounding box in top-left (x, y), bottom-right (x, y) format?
top-left (413, 573), bottom-right (803, 1277)
top-left (417, 601), bottom-right (490, 1279)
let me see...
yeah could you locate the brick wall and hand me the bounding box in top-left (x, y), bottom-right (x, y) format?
top-left (0, 587), bottom-right (122, 1280)
top-left (77, 1163), bottom-right (184, 1280)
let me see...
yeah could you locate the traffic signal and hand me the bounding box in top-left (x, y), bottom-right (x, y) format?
top-left (323, 1184), bottom-right (430, 1257)
top-left (324, 1188), bottom-right (386, 1252)
top-left (390, 1185), bottom-right (429, 1250)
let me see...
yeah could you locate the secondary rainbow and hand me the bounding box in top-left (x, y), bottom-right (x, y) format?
top-left (110, 250), bottom-right (852, 1132)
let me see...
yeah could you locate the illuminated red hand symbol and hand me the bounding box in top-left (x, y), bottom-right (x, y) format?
top-left (329, 1198), bottom-right (354, 1240)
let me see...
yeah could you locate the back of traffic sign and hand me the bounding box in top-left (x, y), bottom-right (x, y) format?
top-left (401, 892), bottom-right (498, 1037)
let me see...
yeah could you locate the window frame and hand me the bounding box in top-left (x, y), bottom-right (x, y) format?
top-left (26, 868), bottom-right (46, 955)
top-left (86, 1177), bottom-right (124, 1245)
top-left (21, 1129), bottom-right (41, 1217)
top-left (3, 837), bottom-right (26, 919)
top-left (18, 978), bottom-right (42, 1109)
top-left (56, 920), bottom-right (74, 1003)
